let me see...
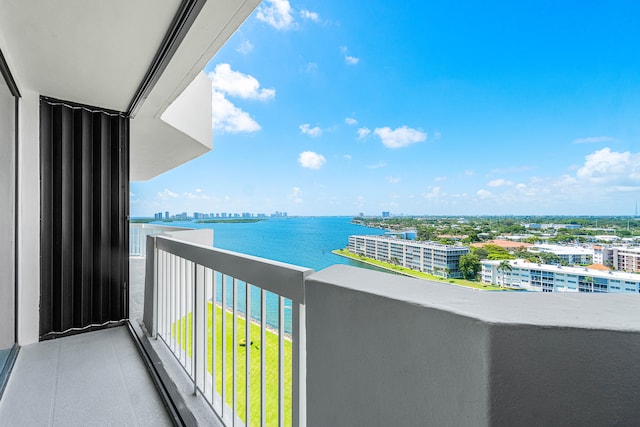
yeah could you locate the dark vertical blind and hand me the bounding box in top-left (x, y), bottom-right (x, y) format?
top-left (40, 97), bottom-right (129, 339)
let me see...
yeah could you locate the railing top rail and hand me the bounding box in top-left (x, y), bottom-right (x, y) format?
top-left (155, 235), bottom-right (313, 304)
top-left (130, 223), bottom-right (195, 232)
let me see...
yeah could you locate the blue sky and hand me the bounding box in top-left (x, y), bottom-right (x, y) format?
top-left (131, 0), bottom-right (640, 217)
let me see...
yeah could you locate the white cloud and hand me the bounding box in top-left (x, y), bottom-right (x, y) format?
top-left (157, 189), bottom-right (178, 200)
top-left (576, 147), bottom-right (640, 184)
top-left (345, 117), bottom-right (358, 125)
top-left (573, 136), bottom-right (615, 144)
top-left (487, 178), bottom-right (513, 187)
top-left (257, 0), bottom-right (294, 30)
top-left (344, 55), bottom-right (360, 65)
top-left (476, 189), bottom-right (492, 199)
top-left (298, 151), bottom-right (326, 169)
top-left (208, 64), bottom-right (274, 134)
top-left (341, 46), bottom-right (360, 65)
top-left (130, 192), bottom-right (136, 197)
top-left (386, 176), bottom-right (401, 184)
top-left (357, 127), bottom-right (371, 139)
top-left (424, 186), bottom-right (444, 199)
top-left (209, 64), bottom-right (275, 100)
top-left (236, 39), bottom-right (254, 55)
top-left (211, 91), bottom-right (261, 133)
top-left (374, 126), bottom-right (427, 149)
top-left (300, 123), bottom-right (323, 137)
top-left (366, 162), bottom-right (387, 169)
top-left (434, 176), bottom-right (448, 182)
top-left (343, 154), bottom-right (352, 160)
top-left (434, 130), bottom-right (442, 140)
top-left (464, 170), bottom-right (474, 176)
top-left (300, 9), bottom-right (319, 22)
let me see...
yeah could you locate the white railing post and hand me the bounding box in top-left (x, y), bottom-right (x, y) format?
top-left (293, 294), bottom-right (308, 427)
top-left (194, 264), bottom-right (206, 395)
top-left (143, 235), bottom-right (157, 336)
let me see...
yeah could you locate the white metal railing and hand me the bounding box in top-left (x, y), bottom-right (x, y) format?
top-left (129, 223), bottom-right (193, 257)
top-left (150, 235), bottom-right (313, 427)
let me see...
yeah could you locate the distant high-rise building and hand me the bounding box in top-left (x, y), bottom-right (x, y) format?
top-left (359, 212), bottom-right (364, 217)
top-left (164, 211), bottom-right (169, 219)
top-left (382, 211), bottom-right (390, 218)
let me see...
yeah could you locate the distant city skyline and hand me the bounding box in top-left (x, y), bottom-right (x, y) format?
top-left (131, 1), bottom-right (640, 217)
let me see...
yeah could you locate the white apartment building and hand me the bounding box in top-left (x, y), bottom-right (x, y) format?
top-left (348, 235), bottom-right (469, 278)
top-left (481, 260), bottom-right (640, 293)
top-left (612, 247), bottom-right (640, 272)
top-left (530, 244), bottom-right (593, 265)
top-left (593, 246), bottom-right (614, 266)
top-left (592, 246), bottom-right (640, 272)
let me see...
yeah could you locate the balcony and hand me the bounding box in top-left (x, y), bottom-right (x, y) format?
top-left (1, 225), bottom-right (640, 426)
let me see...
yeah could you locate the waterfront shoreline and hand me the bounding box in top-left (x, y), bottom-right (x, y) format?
top-left (332, 249), bottom-right (506, 291)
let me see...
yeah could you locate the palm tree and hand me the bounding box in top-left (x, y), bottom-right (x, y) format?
top-left (497, 260), bottom-right (513, 287)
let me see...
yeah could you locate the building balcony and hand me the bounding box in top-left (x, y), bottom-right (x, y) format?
top-left (2, 225), bottom-right (639, 426)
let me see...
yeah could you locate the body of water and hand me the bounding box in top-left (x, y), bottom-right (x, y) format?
top-left (151, 216), bottom-right (388, 333)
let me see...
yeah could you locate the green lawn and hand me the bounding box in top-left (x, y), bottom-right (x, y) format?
top-left (333, 249), bottom-right (506, 291)
top-left (173, 304), bottom-right (292, 426)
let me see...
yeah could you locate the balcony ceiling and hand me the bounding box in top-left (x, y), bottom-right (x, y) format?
top-left (0, 0), bottom-right (183, 112)
top-left (0, 0), bottom-right (260, 180)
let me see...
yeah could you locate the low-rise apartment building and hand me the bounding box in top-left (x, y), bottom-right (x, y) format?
top-left (481, 259), bottom-right (640, 293)
top-left (593, 246), bottom-right (640, 272)
top-left (531, 244), bottom-right (593, 265)
top-left (613, 247), bottom-right (640, 272)
top-left (348, 235), bottom-right (469, 278)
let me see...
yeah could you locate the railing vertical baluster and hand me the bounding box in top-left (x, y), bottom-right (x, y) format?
top-left (221, 274), bottom-right (227, 420)
top-left (167, 253), bottom-right (171, 345)
top-left (233, 278), bottom-right (238, 426)
top-left (171, 254), bottom-right (176, 353)
top-left (178, 255), bottom-right (181, 356)
top-left (212, 270), bottom-right (217, 411)
top-left (192, 261), bottom-right (197, 394)
top-left (204, 267), bottom-right (208, 399)
top-left (161, 249), bottom-right (165, 338)
top-left (293, 299), bottom-right (306, 427)
top-left (278, 296), bottom-right (284, 427)
top-left (155, 248), bottom-right (161, 338)
top-left (260, 289), bottom-right (266, 427)
top-left (246, 283), bottom-right (251, 426)
top-left (152, 242), bottom-right (158, 337)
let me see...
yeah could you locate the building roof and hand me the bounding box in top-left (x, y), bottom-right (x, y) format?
top-left (588, 264), bottom-right (611, 271)
top-left (532, 244), bottom-right (593, 256)
top-left (471, 240), bottom-right (534, 249)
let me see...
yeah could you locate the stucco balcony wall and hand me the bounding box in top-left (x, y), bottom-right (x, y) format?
top-left (305, 265), bottom-right (640, 427)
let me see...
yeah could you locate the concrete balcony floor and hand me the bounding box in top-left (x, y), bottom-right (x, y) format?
top-left (0, 326), bottom-right (171, 427)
